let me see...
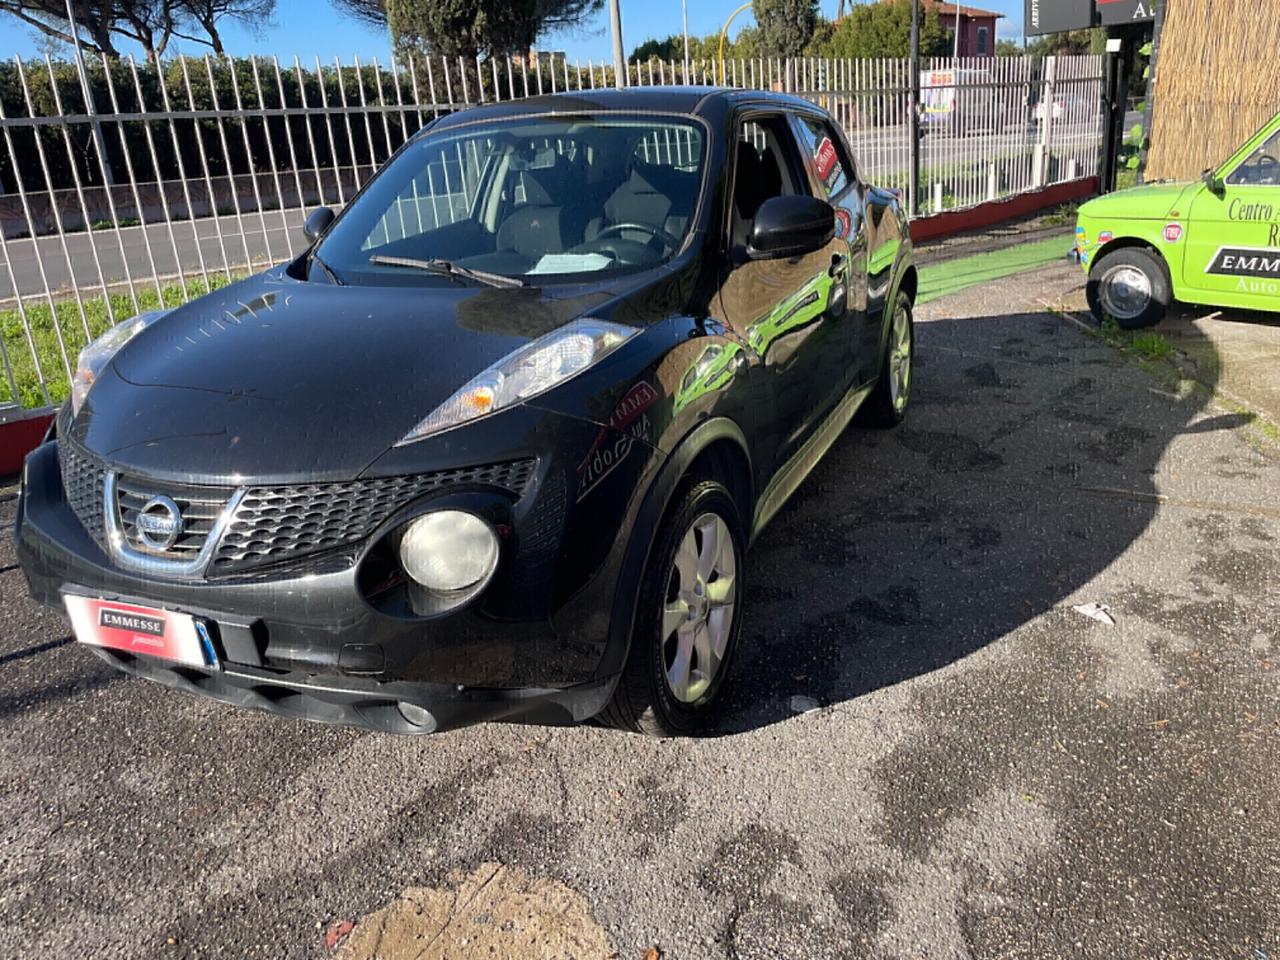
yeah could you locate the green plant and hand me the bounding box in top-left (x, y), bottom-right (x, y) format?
top-left (1129, 331), bottom-right (1175, 360)
top-left (753, 0), bottom-right (819, 58)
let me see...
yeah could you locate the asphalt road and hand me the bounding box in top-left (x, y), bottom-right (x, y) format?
top-left (2, 262), bottom-right (1278, 959)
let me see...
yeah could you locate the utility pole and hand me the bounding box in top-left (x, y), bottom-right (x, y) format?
top-left (909, 0), bottom-right (920, 215)
top-left (609, 0), bottom-right (627, 88)
top-left (953, 2), bottom-right (962, 58)
top-left (682, 0), bottom-right (690, 82)
top-left (65, 0), bottom-right (112, 186)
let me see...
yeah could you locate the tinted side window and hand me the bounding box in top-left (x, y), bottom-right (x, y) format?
top-left (793, 115), bottom-right (855, 200)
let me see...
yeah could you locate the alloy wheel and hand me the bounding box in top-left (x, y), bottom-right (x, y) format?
top-left (661, 512), bottom-right (737, 704)
top-left (889, 301), bottom-right (912, 413)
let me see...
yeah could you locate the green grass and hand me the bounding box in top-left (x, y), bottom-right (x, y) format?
top-left (91, 217), bottom-right (142, 231)
top-left (1041, 203), bottom-right (1080, 227)
top-left (1128, 330), bottom-right (1176, 361)
top-left (1, 274), bottom-right (235, 409)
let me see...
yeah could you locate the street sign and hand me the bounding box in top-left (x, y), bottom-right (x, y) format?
top-left (1096, 0), bottom-right (1156, 25)
top-left (1025, 0), bottom-right (1094, 35)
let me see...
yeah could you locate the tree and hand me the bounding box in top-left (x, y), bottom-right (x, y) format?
top-left (811, 0), bottom-right (949, 58)
top-left (176, 0), bottom-right (276, 55)
top-left (631, 28), bottom-right (759, 65)
top-left (0, 1), bottom-right (120, 57)
top-left (332, 0), bottom-right (603, 58)
top-left (329, 0), bottom-right (384, 25)
top-left (752, 0), bottom-right (817, 59)
top-left (0, 0), bottom-right (277, 59)
top-left (1024, 28), bottom-right (1105, 57)
top-left (995, 38), bottom-right (1021, 57)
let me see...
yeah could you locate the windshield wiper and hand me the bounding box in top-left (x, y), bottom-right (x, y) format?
top-left (368, 254), bottom-right (524, 288)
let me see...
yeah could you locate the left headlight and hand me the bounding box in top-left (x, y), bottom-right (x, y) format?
top-left (70, 310), bottom-right (168, 417)
top-left (396, 318), bottom-right (638, 444)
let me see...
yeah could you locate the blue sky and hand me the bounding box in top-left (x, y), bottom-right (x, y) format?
top-left (0, 0), bottom-right (1026, 63)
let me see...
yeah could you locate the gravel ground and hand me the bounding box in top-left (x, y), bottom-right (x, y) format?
top-left (2, 261), bottom-right (1278, 959)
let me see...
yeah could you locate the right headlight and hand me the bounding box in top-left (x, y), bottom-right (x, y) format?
top-left (70, 310), bottom-right (168, 417)
top-left (398, 511), bottom-right (499, 593)
top-left (396, 318), bottom-right (638, 444)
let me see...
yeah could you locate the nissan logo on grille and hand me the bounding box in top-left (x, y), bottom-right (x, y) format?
top-left (135, 495), bottom-right (184, 550)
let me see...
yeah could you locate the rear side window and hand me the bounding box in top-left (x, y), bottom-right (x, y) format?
top-left (792, 115), bottom-right (855, 200)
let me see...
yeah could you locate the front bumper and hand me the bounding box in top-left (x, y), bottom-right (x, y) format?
top-left (82, 643), bottom-right (615, 734)
top-left (16, 412), bottom-right (660, 732)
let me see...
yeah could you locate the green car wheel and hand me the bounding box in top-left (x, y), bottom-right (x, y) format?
top-left (1087, 247), bottom-right (1173, 330)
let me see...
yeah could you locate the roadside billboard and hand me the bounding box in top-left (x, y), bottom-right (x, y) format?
top-left (1024, 0), bottom-right (1094, 35)
top-left (1025, 0), bottom-right (1155, 34)
top-left (1096, 0), bottom-right (1157, 25)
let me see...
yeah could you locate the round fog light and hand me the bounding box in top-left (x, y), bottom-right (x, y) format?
top-left (399, 510), bottom-right (499, 592)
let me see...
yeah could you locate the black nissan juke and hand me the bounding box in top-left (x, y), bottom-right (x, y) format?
top-left (16, 87), bottom-right (916, 736)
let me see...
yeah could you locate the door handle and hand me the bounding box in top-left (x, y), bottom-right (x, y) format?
top-left (829, 253), bottom-right (849, 278)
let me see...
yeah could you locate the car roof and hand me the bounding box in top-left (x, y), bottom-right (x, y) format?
top-left (424, 86), bottom-right (825, 131)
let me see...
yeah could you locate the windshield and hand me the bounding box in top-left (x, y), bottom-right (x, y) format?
top-left (315, 114), bottom-right (707, 285)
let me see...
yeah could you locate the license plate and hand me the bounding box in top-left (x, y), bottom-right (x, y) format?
top-left (63, 594), bottom-right (214, 668)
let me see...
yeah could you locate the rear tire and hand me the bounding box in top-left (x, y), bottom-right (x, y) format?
top-left (856, 291), bottom-right (914, 429)
top-left (1087, 247), bottom-right (1171, 330)
top-left (600, 479), bottom-right (745, 737)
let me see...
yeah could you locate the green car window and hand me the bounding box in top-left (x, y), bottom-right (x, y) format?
top-left (1226, 127), bottom-right (1280, 186)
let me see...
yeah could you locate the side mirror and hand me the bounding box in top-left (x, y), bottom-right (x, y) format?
top-left (747, 195), bottom-right (835, 260)
top-left (1201, 168), bottom-right (1224, 196)
top-left (303, 205), bottom-right (336, 243)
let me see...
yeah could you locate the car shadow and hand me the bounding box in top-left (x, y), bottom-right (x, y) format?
top-left (715, 306), bottom-right (1218, 734)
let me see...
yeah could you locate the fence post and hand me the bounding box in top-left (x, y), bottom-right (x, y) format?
top-left (1034, 56), bottom-right (1057, 189)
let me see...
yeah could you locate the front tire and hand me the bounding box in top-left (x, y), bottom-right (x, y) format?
top-left (600, 479), bottom-right (745, 737)
top-left (857, 290), bottom-right (914, 428)
top-left (1087, 247), bottom-right (1171, 329)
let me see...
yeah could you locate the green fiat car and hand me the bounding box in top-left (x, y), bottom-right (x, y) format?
top-left (1076, 110), bottom-right (1280, 328)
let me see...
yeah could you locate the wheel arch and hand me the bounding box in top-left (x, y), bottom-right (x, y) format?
top-left (597, 417), bottom-right (753, 682)
top-left (1091, 236), bottom-right (1174, 283)
top-left (897, 262), bottom-right (918, 306)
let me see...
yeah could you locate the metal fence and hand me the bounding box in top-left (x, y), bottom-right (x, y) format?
top-left (0, 52), bottom-right (1104, 416)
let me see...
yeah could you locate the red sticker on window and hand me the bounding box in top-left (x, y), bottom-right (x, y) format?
top-left (814, 137), bottom-right (838, 182)
top-left (834, 208), bottom-right (852, 239)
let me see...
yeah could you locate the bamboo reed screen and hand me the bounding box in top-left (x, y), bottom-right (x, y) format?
top-left (1146, 0), bottom-right (1280, 181)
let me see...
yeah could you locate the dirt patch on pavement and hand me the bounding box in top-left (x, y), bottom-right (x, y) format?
top-left (335, 862), bottom-right (615, 959)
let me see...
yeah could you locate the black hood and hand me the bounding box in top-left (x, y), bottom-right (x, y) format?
top-left (68, 272), bottom-right (615, 484)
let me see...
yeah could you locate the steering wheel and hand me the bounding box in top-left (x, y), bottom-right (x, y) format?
top-left (592, 221), bottom-right (683, 251)
top-left (1257, 154), bottom-right (1278, 185)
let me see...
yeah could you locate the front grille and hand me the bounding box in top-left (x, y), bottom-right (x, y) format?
top-left (57, 439), bottom-right (536, 576)
top-left (209, 459), bottom-right (537, 574)
top-left (59, 441), bottom-right (106, 545)
top-left (115, 476), bottom-right (232, 557)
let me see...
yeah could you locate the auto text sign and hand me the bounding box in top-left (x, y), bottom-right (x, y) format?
top-left (1025, 0), bottom-right (1094, 35)
top-left (1096, 0), bottom-right (1156, 25)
